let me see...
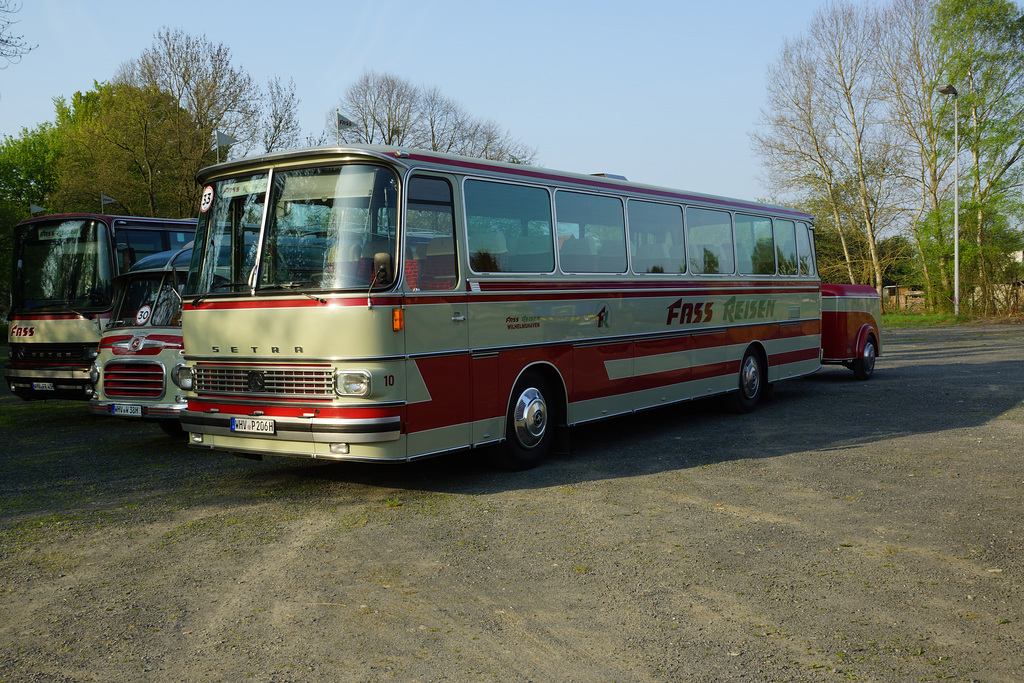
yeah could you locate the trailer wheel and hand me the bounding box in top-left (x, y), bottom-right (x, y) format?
top-left (852, 334), bottom-right (877, 381)
top-left (491, 371), bottom-right (553, 471)
top-left (728, 348), bottom-right (765, 414)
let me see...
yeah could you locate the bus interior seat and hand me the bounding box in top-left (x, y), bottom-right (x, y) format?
top-left (633, 242), bottom-right (669, 273)
top-left (559, 236), bottom-right (597, 272)
top-left (418, 237), bottom-right (456, 290)
top-left (508, 235), bottom-right (553, 272)
top-left (598, 240), bottom-right (627, 272)
top-left (669, 244), bottom-right (686, 268)
top-left (404, 246), bottom-right (420, 291)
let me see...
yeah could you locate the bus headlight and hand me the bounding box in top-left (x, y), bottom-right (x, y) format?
top-left (175, 365), bottom-right (195, 391)
top-left (89, 362), bottom-right (101, 386)
top-left (335, 370), bottom-right (371, 397)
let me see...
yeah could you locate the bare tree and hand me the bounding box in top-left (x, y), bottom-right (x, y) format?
top-left (753, 29), bottom-right (857, 284)
top-left (131, 28), bottom-right (261, 144)
top-left (753, 1), bottom-right (891, 294)
top-left (116, 28), bottom-right (262, 214)
top-left (261, 76), bottom-right (301, 153)
top-left (874, 0), bottom-right (948, 308)
top-left (334, 70), bottom-right (536, 164)
top-left (416, 87), bottom-right (471, 153)
top-left (0, 0), bottom-right (33, 67)
top-left (339, 71), bottom-right (420, 145)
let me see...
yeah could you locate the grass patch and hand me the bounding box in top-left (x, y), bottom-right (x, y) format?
top-left (881, 312), bottom-right (967, 327)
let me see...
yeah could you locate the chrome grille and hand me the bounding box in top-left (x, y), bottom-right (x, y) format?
top-left (105, 362), bottom-right (165, 398)
top-left (12, 343), bottom-right (93, 362)
top-left (194, 364), bottom-right (334, 399)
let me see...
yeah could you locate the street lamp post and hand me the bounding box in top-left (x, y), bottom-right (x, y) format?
top-left (938, 83), bottom-right (960, 315)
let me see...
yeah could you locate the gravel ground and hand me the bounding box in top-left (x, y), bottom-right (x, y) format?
top-left (1, 325), bottom-right (1022, 682)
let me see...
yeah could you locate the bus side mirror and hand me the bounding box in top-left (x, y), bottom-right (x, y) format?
top-left (373, 253), bottom-right (394, 286)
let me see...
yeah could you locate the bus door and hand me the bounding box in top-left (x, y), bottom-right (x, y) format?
top-left (402, 174), bottom-right (472, 457)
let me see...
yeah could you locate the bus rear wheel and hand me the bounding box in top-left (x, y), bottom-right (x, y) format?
top-left (728, 348), bottom-right (766, 414)
top-left (491, 371), bottom-right (553, 471)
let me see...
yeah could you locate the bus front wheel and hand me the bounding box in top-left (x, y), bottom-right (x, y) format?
top-left (492, 372), bottom-right (553, 471)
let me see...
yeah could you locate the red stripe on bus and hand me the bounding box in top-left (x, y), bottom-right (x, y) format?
top-left (767, 347), bottom-right (821, 366)
top-left (185, 285), bottom-right (820, 311)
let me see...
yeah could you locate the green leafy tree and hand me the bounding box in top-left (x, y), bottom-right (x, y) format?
top-left (51, 82), bottom-right (203, 217)
top-left (47, 28), bottom-right (282, 219)
top-left (932, 0), bottom-right (1024, 314)
top-left (0, 123), bottom-right (58, 316)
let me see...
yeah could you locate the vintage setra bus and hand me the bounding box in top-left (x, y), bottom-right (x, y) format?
top-left (88, 243), bottom-right (192, 435)
top-left (6, 214), bottom-right (195, 400)
top-left (175, 145), bottom-right (879, 469)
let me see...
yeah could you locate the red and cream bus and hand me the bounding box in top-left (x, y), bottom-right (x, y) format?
top-left (6, 214), bottom-right (195, 401)
top-left (176, 145), bottom-right (879, 469)
top-left (88, 243), bottom-right (192, 435)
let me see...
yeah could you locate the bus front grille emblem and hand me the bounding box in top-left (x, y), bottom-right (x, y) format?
top-left (247, 371), bottom-right (266, 393)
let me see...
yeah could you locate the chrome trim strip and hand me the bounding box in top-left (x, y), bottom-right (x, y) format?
top-left (184, 353), bottom-right (407, 364)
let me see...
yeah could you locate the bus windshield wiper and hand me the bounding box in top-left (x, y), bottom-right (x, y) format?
top-left (191, 281), bottom-right (250, 307)
top-left (269, 281), bottom-right (326, 304)
top-left (27, 301), bottom-right (88, 317)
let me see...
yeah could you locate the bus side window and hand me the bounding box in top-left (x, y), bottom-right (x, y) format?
top-left (628, 200), bottom-right (685, 274)
top-left (114, 229), bottom-right (166, 265)
top-left (407, 176), bottom-right (457, 291)
top-left (775, 220), bottom-right (798, 276)
top-left (735, 214), bottom-right (776, 275)
top-left (796, 222), bottom-right (816, 276)
top-left (469, 232), bottom-right (508, 272)
top-left (465, 179), bottom-right (554, 274)
top-left (686, 207), bottom-right (734, 275)
top-left (555, 191), bottom-right (625, 273)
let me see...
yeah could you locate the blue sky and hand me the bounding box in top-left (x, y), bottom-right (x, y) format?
top-left (0, 0), bottom-right (825, 203)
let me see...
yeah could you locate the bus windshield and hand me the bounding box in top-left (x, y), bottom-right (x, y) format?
top-left (111, 270), bottom-right (185, 328)
top-left (11, 218), bottom-right (114, 311)
top-left (187, 164), bottom-right (399, 296)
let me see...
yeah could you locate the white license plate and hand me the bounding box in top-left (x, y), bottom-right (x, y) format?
top-left (231, 417), bottom-right (276, 434)
top-left (32, 382), bottom-right (55, 391)
top-left (111, 404), bottom-right (143, 417)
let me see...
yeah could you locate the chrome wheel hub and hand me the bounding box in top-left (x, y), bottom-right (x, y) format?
top-left (513, 387), bottom-right (547, 448)
top-left (740, 355), bottom-right (761, 399)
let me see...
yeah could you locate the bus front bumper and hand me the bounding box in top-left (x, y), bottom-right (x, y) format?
top-left (89, 400), bottom-right (188, 421)
top-left (5, 363), bottom-right (93, 401)
top-left (179, 409), bottom-right (404, 461)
